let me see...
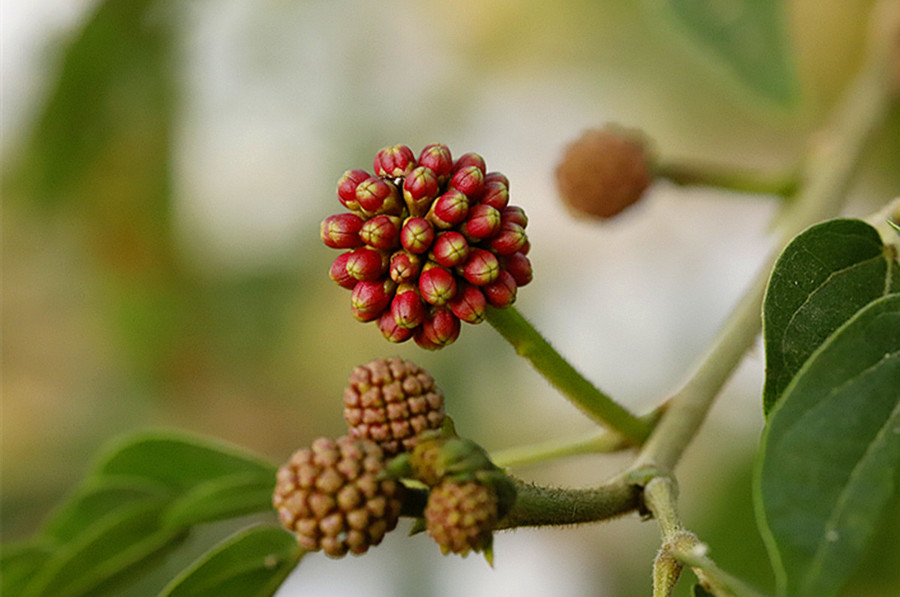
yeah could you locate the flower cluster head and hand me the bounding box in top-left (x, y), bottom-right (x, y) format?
top-left (343, 357), bottom-right (445, 456)
top-left (273, 435), bottom-right (404, 558)
top-left (321, 144), bottom-right (533, 349)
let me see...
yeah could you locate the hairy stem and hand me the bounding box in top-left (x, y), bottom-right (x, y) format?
top-left (486, 307), bottom-right (652, 444)
top-left (655, 160), bottom-right (800, 197)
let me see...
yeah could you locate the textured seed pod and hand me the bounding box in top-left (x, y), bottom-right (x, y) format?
top-left (273, 436), bottom-right (404, 557)
top-left (555, 125), bottom-right (653, 219)
top-left (425, 480), bottom-right (498, 556)
top-left (322, 144), bottom-right (533, 348)
top-left (343, 357), bottom-right (445, 455)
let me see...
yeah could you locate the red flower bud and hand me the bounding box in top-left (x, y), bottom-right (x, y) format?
top-left (351, 279), bottom-right (395, 321)
top-left (419, 263), bottom-right (458, 306)
top-left (484, 171), bottom-right (510, 188)
top-left (488, 222), bottom-right (527, 255)
top-left (374, 144), bottom-right (417, 178)
top-left (400, 217), bottom-right (435, 254)
top-left (415, 309), bottom-right (460, 349)
top-left (403, 166), bottom-right (440, 217)
top-left (321, 213), bottom-right (365, 249)
top-left (453, 152), bottom-right (486, 175)
top-left (391, 284), bottom-right (426, 329)
top-left (418, 144), bottom-right (453, 181)
top-left (500, 205), bottom-right (528, 228)
top-left (346, 247), bottom-right (389, 281)
top-left (337, 169), bottom-right (370, 212)
top-left (479, 179), bottom-right (509, 210)
top-left (389, 250), bottom-right (422, 283)
top-left (378, 310), bottom-right (414, 343)
top-left (459, 204), bottom-right (501, 241)
top-left (427, 189), bottom-right (469, 229)
top-left (501, 252), bottom-right (533, 287)
top-left (449, 165), bottom-right (484, 197)
top-left (431, 231), bottom-right (470, 268)
top-left (356, 176), bottom-right (402, 216)
top-left (483, 270), bottom-right (517, 308)
top-left (329, 252), bottom-right (357, 289)
top-left (461, 248), bottom-right (500, 286)
top-left (359, 215), bottom-right (402, 250)
top-left (448, 283), bottom-right (487, 324)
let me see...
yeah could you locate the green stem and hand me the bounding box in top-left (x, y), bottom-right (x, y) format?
top-left (632, 10), bottom-right (899, 474)
top-left (486, 307), bottom-right (652, 444)
top-left (655, 160), bottom-right (800, 198)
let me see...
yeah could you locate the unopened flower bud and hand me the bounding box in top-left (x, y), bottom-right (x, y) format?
top-left (500, 205), bottom-right (528, 228)
top-left (448, 283), bottom-right (487, 324)
top-left (351, 279), bottom-right (395, 321)
top-left (374, 144), bottom-right (417, 178)
top-left (359, 215), bottom-right (402, 250)
top-left (482, 270), bottom-right (517, 308)
top-left (418, 144), bottom-right (454, 181)
top-left (555, 125), bottom-right (653, 219)
top-left (449, 165), bottom-right (484, 197)
top-left (431, 231), bottom-right (470, 268)
top-left (415, 308), bottom-right (460, 349)
top-left (329, 252), bottom-right (357, 289)
top-left (378, 310), bottom-right (414, 343)
top-left (453, 152), bottom-right (486, 175)
top-left (346, 247), bottom-right (389, 282)
top-left (403, 166), bottom-right (440, 217)
top-left (426, 480), bottom-right (497, 557)
top-left (391, 283), bottom-right (426, 329)
top-left (459, 204), bottom-right (501, 241)
top-left (321, 213), bottom-right (365, 249)
top-left (479, 179), bottom-right (509, 210)
top-left (356, 176), bottom-right (403, 217)
top-left (488, 222), bottom-right (527, 255)
top-left (501, 252), bottom-right (533, 287)
top-left (461, 249), bottom-right (500, 286)
top-left (389, 250), bottom-right (422, 283)
top-left (419, 263), bottom-right (458, 306)
top-left (400, 217), bottom-right (435, 254)
top-left (337, 169), bottom-right (371, 212)
top-left (427, 189), bottom-right (469, 229)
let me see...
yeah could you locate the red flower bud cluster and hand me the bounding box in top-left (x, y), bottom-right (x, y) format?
top-left (322, 144), bottom-right (533, 349)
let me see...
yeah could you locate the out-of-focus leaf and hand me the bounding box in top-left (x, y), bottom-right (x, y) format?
top-left (646, 0), bottom-right (799, 108)
top-left (755, 294), bottom-right (900, 597)
top-left (1, 542), bottom-right (55, 596)
top-left (692, 584), bottom-right (714, 596)
top-left (93, 429), bottom-right (276, 492)
top-left (158, 526), bottom-right (303, 597)
top-left (163, 473), bottom-right (276, 528)
top-left (762, 218), bottom-right (899, 415)
top-left (21, 499), bottom-right (187, 597)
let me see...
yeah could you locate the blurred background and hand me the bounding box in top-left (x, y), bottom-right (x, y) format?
top-left (3, 0), bottom-right (899, 595)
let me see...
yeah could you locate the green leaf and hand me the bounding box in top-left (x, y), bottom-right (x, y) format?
top-left (1, 542), bottom-right (55, 596)
top-left (93, 429), bottom-right (276, 491)
top-left (692, 585), bottom-right (714, 596)
top-left (158, 526), bottom-right (303, 597)
top-left (22, 499), bottom-right (188, 597)
top-left (755, 294), bottom-right (900, 597)
top-left (647, 0), bottom-right (799, 107)
top-left (163, 472), bottom-right (276, 528)
top-left (762, 219), bottom-right (899, 415)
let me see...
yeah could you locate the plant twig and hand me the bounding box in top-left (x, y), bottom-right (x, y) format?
top-left (655, 160), bottom-right (800, 197)
top-left (486, 306), bottom-right (652, 444)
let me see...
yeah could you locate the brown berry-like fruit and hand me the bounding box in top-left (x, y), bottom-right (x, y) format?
top-left (425, 480), bottom-right (498, 557)
top-left (555, 125), bottom-right (653, 219)
top-left (343, 357), bottom-right (445, 455)
top-left (273, 436), bottom-right (404, 557)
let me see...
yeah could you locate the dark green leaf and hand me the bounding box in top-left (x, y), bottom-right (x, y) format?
top-left (41, 478), bottom-right (171, 541)
top-left (158, 526), bottom-right (302, 597)
top-left (163, 472), bottom-right (276, 528)
top-left (692, 584), bottom-right (714, 596)
top-left (755, 294), bottom-right (900, 597)
top-left (647, 0), bottom-right (799, 107)
top-left (762, 219), bottom-right (899, 414)
top-left (93, 429), bottom-right (276, 492)
top-left (22, 499), bottom-right (187, 597)
top-left (1, 542), bottom-right (55, 596)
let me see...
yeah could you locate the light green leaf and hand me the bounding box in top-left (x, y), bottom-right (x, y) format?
top-left (93, 429), bottom-right (276, 491)
top-left (1, 542), bottom-right (55, 596)
top-left (163, 472), bottom-right (276, 528)
top-left (158, 526), bottom-right (303, 597)
top-left (22, 499), bottom-right (187, 597)
top-left (647, 0), bottom-right (799, 107)
top-left (755, 294), bottom-right (900, 597)
top-left (762, 218), bottom-right (899, 415)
